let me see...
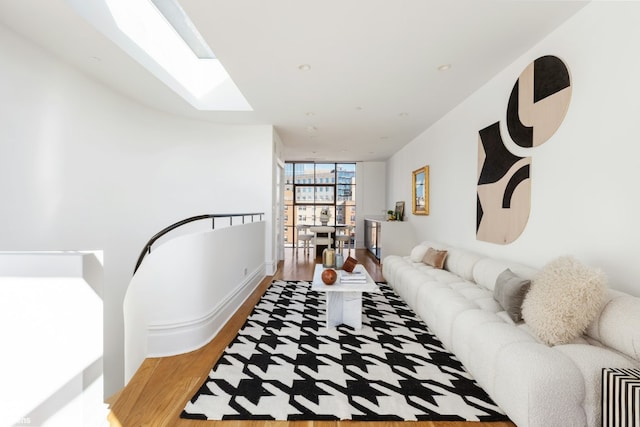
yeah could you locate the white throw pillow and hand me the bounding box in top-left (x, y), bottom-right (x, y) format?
top-left (522, 256), bottom-right (607, 346)
top-left (409, 244), bottom-right (430, 262)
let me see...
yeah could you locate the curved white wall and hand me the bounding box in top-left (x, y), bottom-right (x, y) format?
top-left (123, 221), bottom-right (265, 382)
top-left (0, 24), bottom-right (276, 396)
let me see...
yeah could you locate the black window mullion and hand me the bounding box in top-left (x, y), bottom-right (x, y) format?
top-left (286, 162), bottom-right (356, 231)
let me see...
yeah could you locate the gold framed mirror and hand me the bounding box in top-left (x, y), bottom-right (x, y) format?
top-left (412, 165), bottom-right (429, 215)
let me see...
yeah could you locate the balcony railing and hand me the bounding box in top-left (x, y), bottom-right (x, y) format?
top-left (133, 213), bottom-right (264, 275)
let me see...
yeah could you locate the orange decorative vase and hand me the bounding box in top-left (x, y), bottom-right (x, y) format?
top-left (321, 268), bottom-right (337, 285)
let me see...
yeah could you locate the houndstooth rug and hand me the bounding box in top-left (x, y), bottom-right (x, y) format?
top-left (181, 280), bottom-right (508, 422)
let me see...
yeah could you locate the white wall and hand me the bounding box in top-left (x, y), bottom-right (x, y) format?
top-left (387, 2), bottom-right (640, 296)
top-left (124, 222), bottom-right (265, 382)
top-left (0, 24), bottom-right (275, 397)
top-left (356, 161), bottom-right (387, 247)
top-left (271, 130), bottom-right (286, 271)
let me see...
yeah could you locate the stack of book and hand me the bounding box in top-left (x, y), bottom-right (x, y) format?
top-left (339, 268), bottom-right (366, 284)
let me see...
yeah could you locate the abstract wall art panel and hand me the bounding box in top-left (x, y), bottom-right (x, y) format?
top-left (477, 122), bottom-right (531, 244)
top-left (507, 55), bottom-right (572, 148)
top-left (477, 55), bottom-right (571, 244)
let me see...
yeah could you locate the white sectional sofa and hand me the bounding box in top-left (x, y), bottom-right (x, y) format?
top-left (382, 240), bottom-right (640, 427)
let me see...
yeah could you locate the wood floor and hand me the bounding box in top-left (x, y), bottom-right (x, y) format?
top-left (107, 248), bottom-right (515, 427)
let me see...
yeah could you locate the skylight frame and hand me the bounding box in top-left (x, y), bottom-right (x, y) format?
top-left (149, 0), bottom-right (215, 60)
top-left (71, 0), bottom-right (252, 111)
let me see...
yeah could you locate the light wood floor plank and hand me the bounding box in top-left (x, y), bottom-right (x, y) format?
top-left (108, 249), bottom-right (515, 427)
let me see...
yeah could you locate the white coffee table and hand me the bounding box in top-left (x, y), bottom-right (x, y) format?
top-left (311, 264), bottom-right (380, 330)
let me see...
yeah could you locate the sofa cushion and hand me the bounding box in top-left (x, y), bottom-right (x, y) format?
top-left (451, 309), bottom-right (505, 367)
top-left (472, 258), bottom-right (537, 292)
top-left (381, 255), bottom-right (413, 287)
top-left (522, 256), bottom-right (607, 346)
top-left (493, 269), bottom-right (531, 322)
top-left (444, 248), bottom-right (483, 282)
top-left (459, 285), bottom-right (503, 313)
top-left (415, 264), bottom-right (461, 284)
top-left (422, 247), bottom-right (448, 269)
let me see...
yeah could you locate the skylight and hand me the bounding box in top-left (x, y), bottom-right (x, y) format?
top-left (75, 0), bottom-right (252, 111)
top-left (149, 0), bottom-right (215, 59)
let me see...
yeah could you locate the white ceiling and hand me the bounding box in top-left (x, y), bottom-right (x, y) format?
top-left (0, 0), bottom-right (589, 161)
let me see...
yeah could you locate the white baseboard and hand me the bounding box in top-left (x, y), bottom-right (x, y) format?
top-left (264, 260), bottom-right (277, 276)
top-left (145, 264), bottom-right (266, 357)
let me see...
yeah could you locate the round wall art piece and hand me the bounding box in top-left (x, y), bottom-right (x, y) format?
top-left (506, 55), bottom-right (572, 148)
top-left (477, 55), bottom-right (571, 245)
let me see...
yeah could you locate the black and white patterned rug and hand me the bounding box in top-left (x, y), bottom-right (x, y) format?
top-left (181, 280), bottom-right (508, 422)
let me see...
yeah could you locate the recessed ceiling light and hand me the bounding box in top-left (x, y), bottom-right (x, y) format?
top-left (438, 64), bottom-right (452, 71)
top-left (298, 64), bottom-right (311, 71)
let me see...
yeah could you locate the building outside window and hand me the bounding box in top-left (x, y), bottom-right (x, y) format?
top-left (284, 162), bottom-right (356, 248)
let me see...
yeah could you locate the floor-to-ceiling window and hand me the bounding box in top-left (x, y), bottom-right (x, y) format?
top-left (284, 162), bottom-right (356, 248)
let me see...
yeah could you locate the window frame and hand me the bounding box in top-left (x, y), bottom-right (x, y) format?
top-left (284, 162), bottom-right (356, 247)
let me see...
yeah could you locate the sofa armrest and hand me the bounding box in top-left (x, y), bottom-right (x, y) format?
top-left (492, 342), bottom-right (587, 427)
top-left (586, 290), bottom-right (640, 363)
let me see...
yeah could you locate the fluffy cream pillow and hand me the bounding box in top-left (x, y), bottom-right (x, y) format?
top-left (522, 256), bottom-right (607, 345)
